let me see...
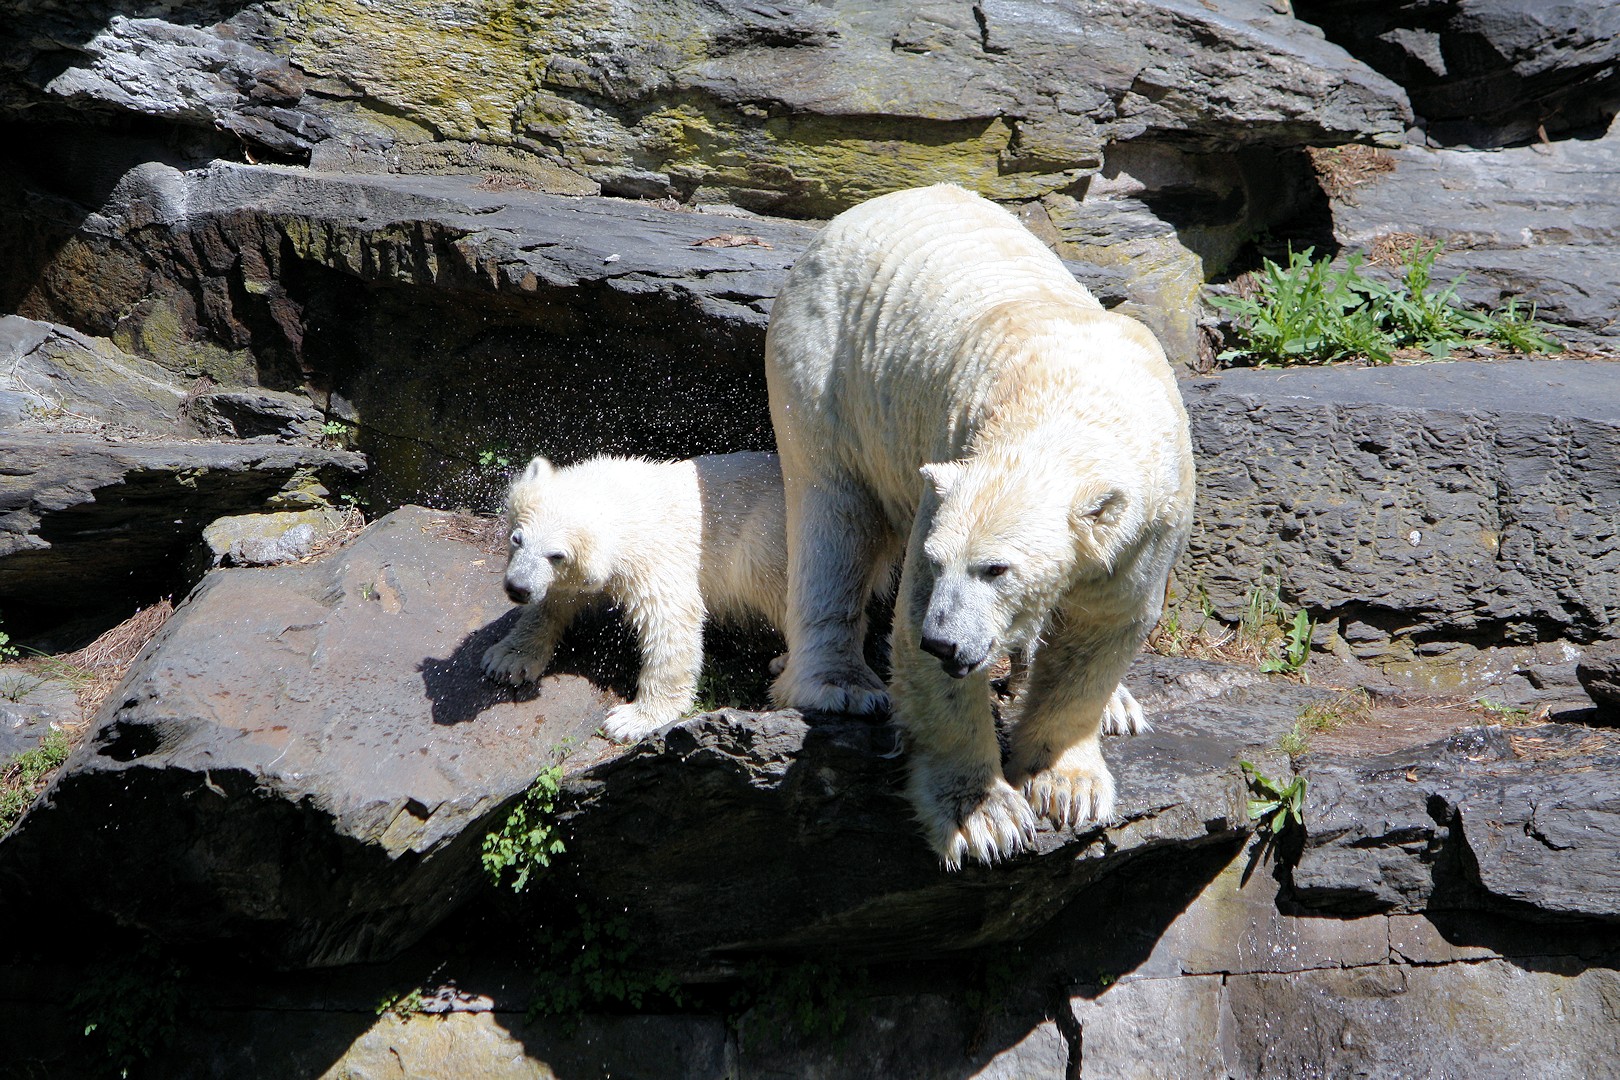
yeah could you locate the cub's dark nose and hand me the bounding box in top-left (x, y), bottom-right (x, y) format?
top-left (505, 583), bottom-right (532, 604)
top-left (920, 635), bottom-right (971, 679)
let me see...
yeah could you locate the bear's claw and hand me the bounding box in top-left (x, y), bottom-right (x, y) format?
top-left (603, 701), bottom-right (679, 742)
top-left (1099, 684), bottom-right (1149, 736)
top-left (1016, 739), bottom-right (1117, 830)
top-left (481, 639), bottom-right (550, 685)
top-left (769, 664), bottom-right (890, 715)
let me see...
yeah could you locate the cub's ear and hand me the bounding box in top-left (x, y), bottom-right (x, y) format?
top-left (517, 456), bottom-right (554, 484)
top-left (919, 460), bottom-right (966, 499)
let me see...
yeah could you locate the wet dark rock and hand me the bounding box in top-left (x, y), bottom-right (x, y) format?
top-left (0, 506), bottom-right (611, 967)
top-left (0, 432), bottom-right (364, 632)
top-left (1295, 723), bottom-right (1620, 921)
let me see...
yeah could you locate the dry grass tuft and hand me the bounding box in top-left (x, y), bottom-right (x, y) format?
top-left (424, 511), bottom-right (508, 557)
top-left (1307, 145), bottom-right (1396, 200)
top-left (299, 505), bottom-right (369, 562)
top-left (46, 600), bottom-right (178, 721)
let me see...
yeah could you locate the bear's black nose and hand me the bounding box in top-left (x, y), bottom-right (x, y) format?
top-left (506, 583), bottom-right (532, 604)
top-left (920, 635), bottom-right (972, 678)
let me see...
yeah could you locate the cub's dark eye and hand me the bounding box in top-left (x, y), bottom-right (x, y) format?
top-left (546, 552), bottom-right (566, 564)
top-left (509, 529), bottom-right (524, 548)
top-left (983, 563), bottom-right (1010, 579)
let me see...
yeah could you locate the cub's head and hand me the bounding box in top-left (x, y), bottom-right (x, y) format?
top-left (501, 456), bottom-right (605, 605)
top-left (913, 455), bottom-right (1136, 678)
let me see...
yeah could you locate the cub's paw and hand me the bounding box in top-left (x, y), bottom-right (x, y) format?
top-left (1013, 739), bottom-right (1116, 830)
top-left (602, 701), bottom-right (680, 743)
top-left (907, 755), bottom-right (1037, 870)
top-left (767, 652), bottom-right (789, 678)
top-left (1099, 684), bottom-right (1149, 736)
top-left (481, 636), bottom-right (550, 686)
top-left (769, 661), bottom-right (890, 716)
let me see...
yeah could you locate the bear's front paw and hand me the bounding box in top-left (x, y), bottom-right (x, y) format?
top-left (769, 660), bottom-right (890, 715)
top-left (481, 636), bottom-right (552, 685)
top-left (602, 701), bottom-right (681, 743)
top-left (908, 756), bottom-right (1037, 870)
top-left (1014, 739), bottom-right (1116, 830)
top-left (1099, 684), bottom-right (1149, 736)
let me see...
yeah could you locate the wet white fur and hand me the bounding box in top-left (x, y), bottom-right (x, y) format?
top-left (766, 184), bottom-right (1195, 868)
top-left (481, 451), bottom-right (787, 741)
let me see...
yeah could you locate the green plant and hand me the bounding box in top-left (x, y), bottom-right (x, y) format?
top-left (376, 986), bottom-right (429, 1020)
top-left (689, 653), bottom-right (773, 714)
top-left (1211, 243), bottom-right (1561, 367)
top-left (731, 957), bottom-right (868, 1046)
top-left (69, 943), bottom-right (189, 1078)
top-left (478, 447), bottom-right (514, 471)
top-left (1278, 689), bottom-right (1372, 757)
top-left (530, 902), bottom-right (683, 1026)
top-left (0, 621), bottom-right (18, 662)
top-left (1260, 609), bottom-right (1313, 676)
top-left (1, 728), bottom-right (71, 833)
top-left (1241, 761), bottom-right (1307, 834)
top-left (482, 765), bottom-right (566, 893)
top-left (1475, 697), bottom-right (1530, 721)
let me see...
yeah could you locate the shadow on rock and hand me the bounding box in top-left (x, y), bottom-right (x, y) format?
top-left (420, 606), bottom-right (640, 726)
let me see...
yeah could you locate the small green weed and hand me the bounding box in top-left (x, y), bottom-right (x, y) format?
top-left (1278, 689), bottom-right (1372, 757)
top-left (482, 765), bottom-right (566, 893)
top-left (1, 728), bottom-right (71, 833)
top-left (376, 986), bottom-right (429, 1020)
top-left (1475, 697), bottom-right (1531, 722)
top-left (1260, 609), bottom-right (1313, 676)
top-left (732, 957), bottom-right (869, 1047)
top-left (478, 447), bottom-right (514, 471)
top-left (530, 902), bottom-right (683, 1026)
top-left (1211, 242), bottom-right (1562, 367)
top-left (689, 653), bottom-right (773, 714)
top-left (1241, 761), bottom-right (1307, 834)
top-left (69, 943), bottom-right (189, 1078)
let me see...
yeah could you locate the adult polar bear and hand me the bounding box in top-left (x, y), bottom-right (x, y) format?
top-left (766, 184), bottom-right (1195, 869)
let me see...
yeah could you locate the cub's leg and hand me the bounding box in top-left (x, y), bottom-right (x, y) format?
top-left (602, 582), bottom-right (707, 742)
top-left (891, 519), bottom-right (1035, 868)
top-left (770, 473), bottom-right (895, 714)
top-left (481, 594), bottom-right (586, 686)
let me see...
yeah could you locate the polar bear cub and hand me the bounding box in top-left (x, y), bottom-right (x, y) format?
top-left (481, 451), bottom-right (787, 741)
top-left (766, 184), bottom-right (1194, 868)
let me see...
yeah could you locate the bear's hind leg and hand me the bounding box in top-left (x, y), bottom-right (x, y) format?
top-left (603, 583), bottom-right (707, 742)
top-left (770, 477), bottom-right (894, 714)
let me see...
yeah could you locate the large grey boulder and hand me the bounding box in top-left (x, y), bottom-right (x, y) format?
top-left (1184, 357), bottom-right (1620, 687)
top-left (0, 315), bottom-right (187, 432)
top-left (1295, 723), bottom-right (1620, 920)
top-left (1298, 0), bottom-right (1620, 146)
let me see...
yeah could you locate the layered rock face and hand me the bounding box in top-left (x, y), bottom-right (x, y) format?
top-left (1, 1), bottom-right (1618, 1077)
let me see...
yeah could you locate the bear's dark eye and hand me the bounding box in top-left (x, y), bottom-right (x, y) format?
top-left (509, 529), bottom-right (524, 549)
top-left (982, 563), bottom-right (1010, 579)
top-left (546, 552), bottom-right (566, 564)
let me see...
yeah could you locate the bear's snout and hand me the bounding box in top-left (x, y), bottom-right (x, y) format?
top-left (920, 634), bottom-right (975, 679)
top-left (505, 581), bottom-right (533, 604)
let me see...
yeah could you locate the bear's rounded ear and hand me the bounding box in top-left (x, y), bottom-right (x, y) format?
top-left (518, 456), bottom-right (554, 484)
top-left (1071, 484), bottom-right (1126, 529)
top-left (919, 461), bottom-right (965, 499)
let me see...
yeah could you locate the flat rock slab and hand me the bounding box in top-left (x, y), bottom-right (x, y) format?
top-left (0, 506), bottom-right (614, 967)
top-left (1184, 357), bottom-right (1620, 668)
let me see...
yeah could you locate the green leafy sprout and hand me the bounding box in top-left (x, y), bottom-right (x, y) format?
top-left (482, 765), bottom-right (566, 893)
top-left (1211, 242), bottom-right (1562, 367)
top-left (1, 728), bottom-right (71, 834)
top-left (1241, 761), bottom-right (1307, 834)
top-left (1260, 609), bottom-right (1313, 676)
